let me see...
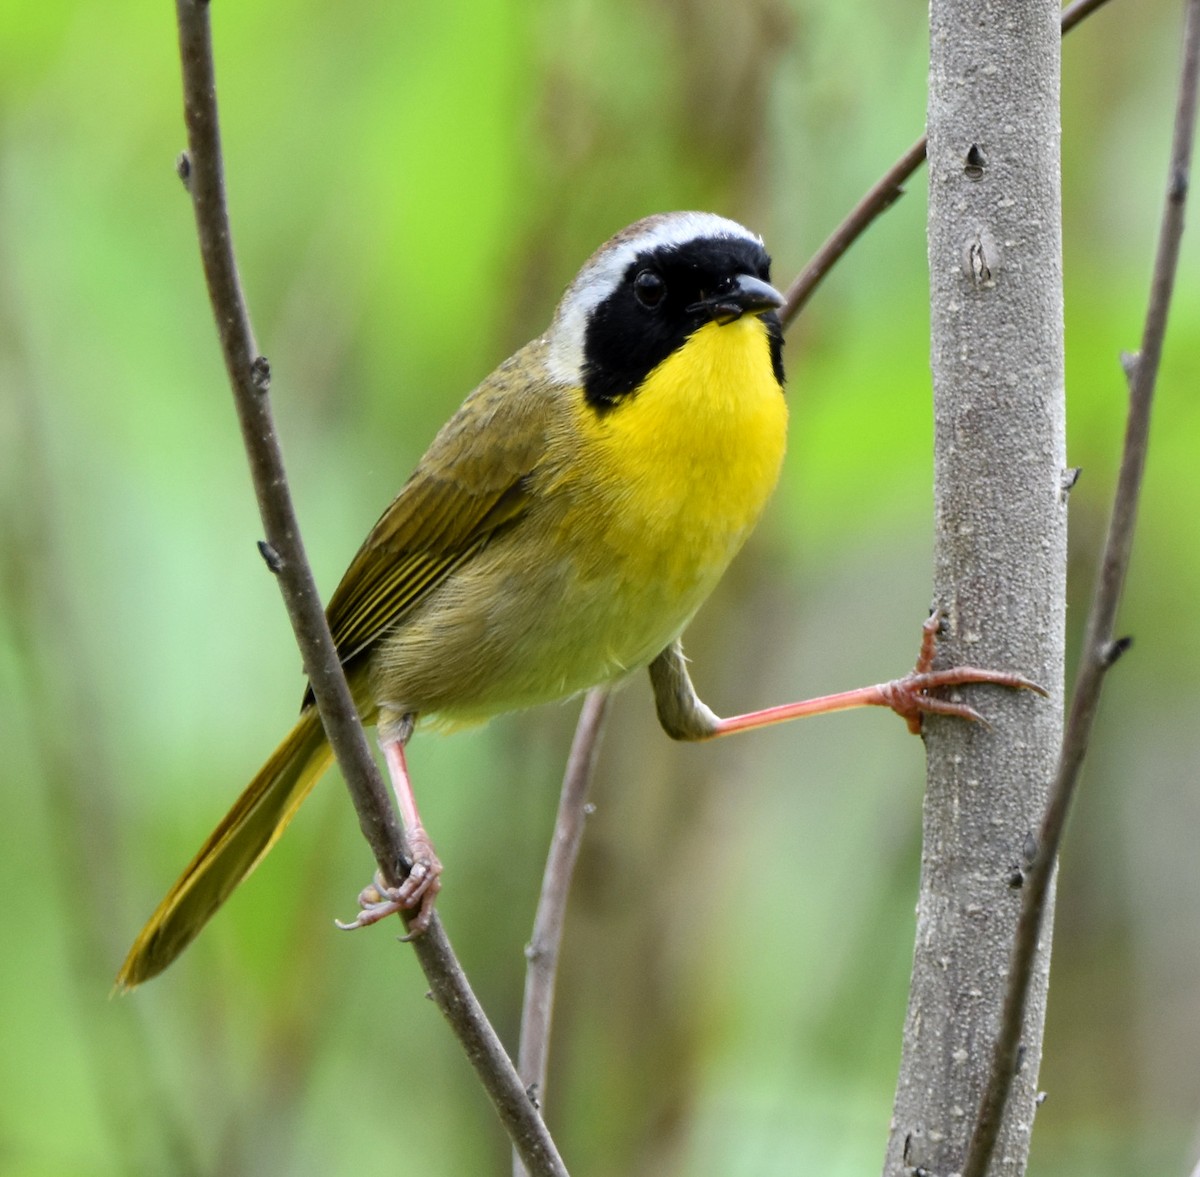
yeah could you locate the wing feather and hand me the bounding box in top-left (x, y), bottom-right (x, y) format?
top-left (313, 344), bottom-right (559, 697)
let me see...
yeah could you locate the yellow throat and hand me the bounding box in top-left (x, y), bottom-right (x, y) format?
top-left (578, 313), bottom-right (787, 575)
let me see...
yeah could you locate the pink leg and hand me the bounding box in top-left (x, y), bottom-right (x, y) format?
top-left (711, 612), bottom-right (1046, 740)
top-left (336, 732), bottom-right (443, 938)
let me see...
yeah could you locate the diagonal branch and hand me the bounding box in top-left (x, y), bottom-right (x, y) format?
top-left (781, 136), bottom-right (926, 326)
top-left (172, 3), bottom-right (568, 1173)
top-left (961, 2), bottom-right (1200, 1173)
top-left (780, 0), bottom-right (1119, 330)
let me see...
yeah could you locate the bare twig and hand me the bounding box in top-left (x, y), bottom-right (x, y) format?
top-left (172, 3), bottom-right (567, 1173)
top-left (780, 0), bottom-right (1118, 330)
top-left (781, 136), bottom-right (926, 326)
top-left (514, 689), bottom-right (611, 1177)
top-left (961, 3), bottom-right (1200, 1173)
top-left (1060, 0), bottom-right (1117, 35)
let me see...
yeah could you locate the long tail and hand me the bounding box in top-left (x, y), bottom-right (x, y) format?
top-left (116, 708), bottom-right (333, 991)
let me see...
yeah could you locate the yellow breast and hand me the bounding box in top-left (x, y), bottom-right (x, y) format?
top-left (575, 313), bottom-right (787, 591)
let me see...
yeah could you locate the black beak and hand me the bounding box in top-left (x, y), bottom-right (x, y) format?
top-left (688, 273), bottom-right (785, 326)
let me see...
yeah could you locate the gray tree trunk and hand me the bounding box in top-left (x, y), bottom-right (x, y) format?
top-left (882, 3), bottom-right (1067, 1175)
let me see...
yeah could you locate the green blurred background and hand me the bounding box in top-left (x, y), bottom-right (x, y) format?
top-left (2, 2), bottom-right (1198, 1174)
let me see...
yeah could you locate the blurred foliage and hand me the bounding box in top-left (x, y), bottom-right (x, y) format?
top-left (1, 1), bottom-right (1197, 1175)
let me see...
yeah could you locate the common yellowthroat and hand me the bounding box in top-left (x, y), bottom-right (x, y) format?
top-left (117, 212), bottom-right (1039, 989)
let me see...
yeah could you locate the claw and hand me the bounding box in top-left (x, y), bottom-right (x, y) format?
top-left (335, 842), bottom-right (442, 936)
top-left (883, 610), bottom-right (1047, 734)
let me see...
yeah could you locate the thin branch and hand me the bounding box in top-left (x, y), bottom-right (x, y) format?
top-left (780, 0), bottom-right (1118, 330)
top-left (961, 3), bottom-right (1200, 1173)
top-left (172, 3), bottom-right (567, 1173)
top-left (514, 689), bottom-right (611, 1177)
top-left (781, 136), bottom-right (926, 326)
top-left (174, 5), bottom-right (398, 873)
top-left (1061, 0), bottom-right (1118, 35)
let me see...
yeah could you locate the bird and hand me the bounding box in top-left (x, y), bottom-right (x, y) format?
top-left (116, 211), bottom-right (1041, 990)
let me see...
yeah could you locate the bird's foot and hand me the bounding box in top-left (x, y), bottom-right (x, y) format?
top-left (335, 832), bottom-right (443, 939)
top-left (880, 611), bottom-right (1047, 735)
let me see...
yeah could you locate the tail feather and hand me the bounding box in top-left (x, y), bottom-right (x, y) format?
top-left (116, 708), bottom-right (333, 991)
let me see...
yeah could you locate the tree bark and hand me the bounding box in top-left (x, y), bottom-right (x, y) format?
top-left (883, 3), bottom-right (1066, 1175)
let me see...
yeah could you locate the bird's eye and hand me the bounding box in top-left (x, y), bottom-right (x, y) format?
top-left (633, 269), bottom-right (666, 309)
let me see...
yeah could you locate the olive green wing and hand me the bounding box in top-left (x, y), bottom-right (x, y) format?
top-left (315, 348), bottom-right (558, 692)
